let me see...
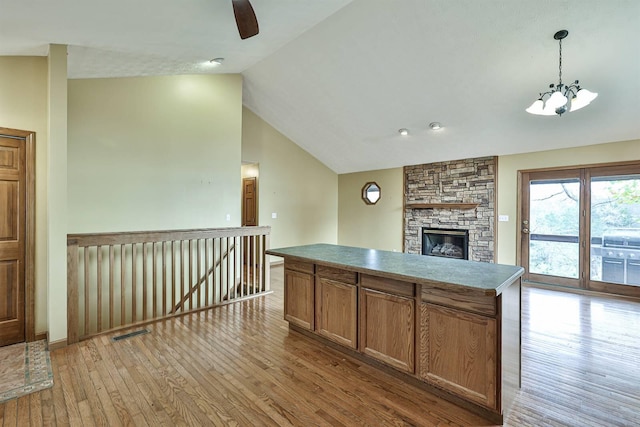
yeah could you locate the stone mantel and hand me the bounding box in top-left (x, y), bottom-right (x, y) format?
top-left (405, 202), bottom-right (480, 209)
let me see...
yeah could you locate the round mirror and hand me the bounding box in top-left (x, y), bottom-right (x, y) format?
top-left (362, 182), bottom-right (381, 205)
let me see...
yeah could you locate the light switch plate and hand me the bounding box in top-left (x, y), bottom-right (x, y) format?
top-left (272, 212), bottom-right (278, 219)
top-left (498, 215), bottom-right (509, 222)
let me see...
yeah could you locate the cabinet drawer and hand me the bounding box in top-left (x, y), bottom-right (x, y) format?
top-left (421, 284), bottom-right (496, 317)
top-left (317, 265), bottom-right (358, 284)
top-left (285, 260), bottom-right (315, 274)
top-left (361, 274), bottom-right (414, 297)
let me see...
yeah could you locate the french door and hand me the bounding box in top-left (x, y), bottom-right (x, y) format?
top-left (520, 162), bottom-right (640, 298)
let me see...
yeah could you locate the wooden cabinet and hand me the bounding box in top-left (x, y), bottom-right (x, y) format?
top-left (419, 302), bottom-right (497, 409)
top-left (315, 278), bottom-right (357, 348)
top-left (360, 275), bottom-right (415, 373)
top-left (269, 246), bottom-right (523, 424)
top-left (284, 262), bottom-right (314, 330)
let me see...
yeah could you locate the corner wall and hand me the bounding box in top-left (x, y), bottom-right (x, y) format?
top-left (241, 107), bottom-right (338, 253)
top-left (0, 56), bottom-right (49, 335)
top-left (47, 45), bottom-right (68, 343)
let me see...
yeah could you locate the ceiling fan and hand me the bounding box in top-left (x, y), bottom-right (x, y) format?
top-left (232, 0), bottom-right (259, 39)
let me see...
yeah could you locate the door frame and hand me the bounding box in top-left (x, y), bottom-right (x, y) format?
top-left (242, 176), bottom-right (258, 226)
top-left (0, 127), bottom-right (36, 342)
top-left (518, 160), bottom-right (640, 299)
top-left (519, 168), bottom-right (584, 288)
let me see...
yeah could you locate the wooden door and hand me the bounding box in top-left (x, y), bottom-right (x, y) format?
top-left (242, 177), bottom-right (257, 267)
top-left (242, 177), bottom-right (257, 226)
top-left (520, 170), bottom-right (583, 288)
top-left (0, 136), bottom-right (26, 346)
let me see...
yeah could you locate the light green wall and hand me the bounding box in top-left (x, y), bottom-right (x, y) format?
top-left (241, 107), bottom-right (338, 253)
top-left (0, 56), bottom-right (49, 335)
top-left (334, 139), bottom-right (640, 264)
top-left (496, 138), bottom-right (640, 266)
top-left (68, 75), bottom-right (243, 232)
top-left (47, 45), bottom-right (68, 343)
top-left (338, 168), bottom-right (404, 251)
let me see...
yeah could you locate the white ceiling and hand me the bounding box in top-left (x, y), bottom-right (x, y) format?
top-left (2, 0), bottom-right (639, 174)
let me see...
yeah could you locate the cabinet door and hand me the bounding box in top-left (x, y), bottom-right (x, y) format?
top-left (284, 269), bottom-right (314, 330)
top-left (360, 288), bottom-right (414, 373)
top-left (419, 302), bottom-right (497, 409)
top-left (316, 278), bottom-right (357, 348)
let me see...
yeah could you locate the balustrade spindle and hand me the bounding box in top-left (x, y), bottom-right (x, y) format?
top-left (67, 227), bottom-right (271, 343)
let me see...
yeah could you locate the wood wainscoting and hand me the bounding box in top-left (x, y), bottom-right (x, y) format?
top-left (2, 265), bottom-right (639, 426)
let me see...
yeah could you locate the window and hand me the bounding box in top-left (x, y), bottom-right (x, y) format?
top-left (520, 162), bottom-right (640, 298)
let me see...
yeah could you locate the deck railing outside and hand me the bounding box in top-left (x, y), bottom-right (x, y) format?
top-left (67, 226), bottom-right (271, 344)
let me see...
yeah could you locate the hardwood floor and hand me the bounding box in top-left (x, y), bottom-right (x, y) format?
top-left (1, 265), bottom-right (639, 426)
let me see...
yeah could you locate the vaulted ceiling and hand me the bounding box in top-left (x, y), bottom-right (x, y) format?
top-left (2, 0), bottom-right (639, 173)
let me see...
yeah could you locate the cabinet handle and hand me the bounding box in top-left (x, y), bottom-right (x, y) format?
top-left (603, 260), bottom-right (623, 265)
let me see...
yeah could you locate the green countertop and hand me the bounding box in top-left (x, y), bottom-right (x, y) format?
top-left (267, 244), bottom-right (524, 296)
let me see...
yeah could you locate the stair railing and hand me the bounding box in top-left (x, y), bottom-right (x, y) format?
top-left (66, 226), bottom-right (270, 344)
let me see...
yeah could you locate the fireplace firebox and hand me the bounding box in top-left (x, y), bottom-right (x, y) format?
top-left (422, 228), bottom-right (469, 260)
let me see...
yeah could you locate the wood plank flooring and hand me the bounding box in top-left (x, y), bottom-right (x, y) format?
top-left (1, 265), bottom-right (640, 426)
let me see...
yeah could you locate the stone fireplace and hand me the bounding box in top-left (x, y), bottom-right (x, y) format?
top-left (404, 156), bottom-right (496, 263)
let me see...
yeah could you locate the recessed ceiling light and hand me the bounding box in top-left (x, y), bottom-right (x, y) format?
top-left (209, 57), bottom-right (225, 66)
top-left (429, 122), bottom-right (442, 130)
top-left (398, 128), bottom-right (409, 136)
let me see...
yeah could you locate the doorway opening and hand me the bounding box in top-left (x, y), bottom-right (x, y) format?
top-left (241, 163), bottom-right (259, 269)
top-left (241, 163), bottom-right (259, 227)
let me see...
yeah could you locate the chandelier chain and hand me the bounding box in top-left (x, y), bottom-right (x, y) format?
top-left (558, 38), bottom-right (562, 86)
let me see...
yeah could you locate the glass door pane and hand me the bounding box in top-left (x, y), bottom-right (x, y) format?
top-left (528, 178), bottom-right (581, 281)
top-left (590, 174), bottom-right (640, 287)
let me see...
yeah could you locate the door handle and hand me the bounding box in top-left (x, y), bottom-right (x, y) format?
top-left (522, 228), bottom-right (529, 234)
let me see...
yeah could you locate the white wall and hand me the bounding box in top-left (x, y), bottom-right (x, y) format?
top-left (68, 74), bottom-right (243, 233)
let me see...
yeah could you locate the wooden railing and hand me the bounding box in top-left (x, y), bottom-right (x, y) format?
top-left (67, 226), bottom-right (271, 344)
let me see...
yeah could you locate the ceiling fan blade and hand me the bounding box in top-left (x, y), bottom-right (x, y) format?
top-left (232, 0), bottom-right (259, 40)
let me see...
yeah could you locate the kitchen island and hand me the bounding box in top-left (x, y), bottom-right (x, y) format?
top-left (266, 244), bottom-right (524, 424)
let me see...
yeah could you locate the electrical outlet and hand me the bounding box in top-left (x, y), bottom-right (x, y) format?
top-left (271, 212), bottom-right (278, 219)
top-left (226, 214), bottom-right (231, 221)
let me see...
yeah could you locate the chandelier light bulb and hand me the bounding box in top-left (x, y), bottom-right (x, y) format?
top-left (525, 99), bottom-right (544, 115)
top-left (570, 89), bottom-right (599, 112)
top-left (546, 91), bottom-right (568, 109)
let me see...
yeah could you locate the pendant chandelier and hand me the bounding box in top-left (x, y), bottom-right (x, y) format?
top-left (526, 30), bottom-right (598, 116)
